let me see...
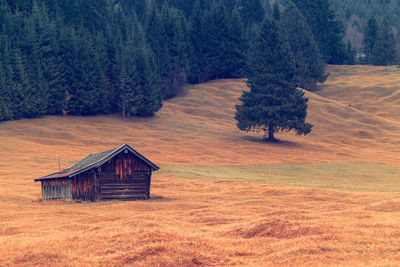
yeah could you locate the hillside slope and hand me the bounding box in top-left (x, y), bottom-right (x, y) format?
top-left (0, 65), bottom-right (399, 171)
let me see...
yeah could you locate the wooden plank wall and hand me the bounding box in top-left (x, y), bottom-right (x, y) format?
top-left (41, 179), bottom-right (72, 200)
top-left (71, 172), bottom-right (99, 202)
top-left (101, 152), bottom-right (150, 178)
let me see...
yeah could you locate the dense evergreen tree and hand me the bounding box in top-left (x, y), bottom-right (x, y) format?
top-left (362, 16), bottom-right (378, 64)
top-left (117, 15), bottom-right (162, 117)
top-left (272, 2), bottom-right (280, 21)
top-left (26, 2), bottom-right (64, 115)
top-left (280, 3), bottom-right (326, 91)
top-left (129, 43), bottom-right (162, 116)
top-left (187, 0), bottom-right (208, 83)
top-left (371, 20), bottom-right (398, 66)
top-left (117, 61), bottom-right (135, 118)
top-left (188, 1), bottom-right (247, 83)
top-left (207, 2), bottom-right (246, 79)
top-left (345, 42), bottom-right (357, 65)
top-left (237, 0), bottom-right (265, 27)
top-left (6, 48), bottom-right (32, 119)
top-left (222, 8), bottom-right (247, 78)
top-left (146, 5), bottom-right (188, 99)
top-left (64, 31), bottom-right (110, 115)
top-left (235, 18), bottom-right (312, 142)
top-left (293, 0), bottom-right (347, 64)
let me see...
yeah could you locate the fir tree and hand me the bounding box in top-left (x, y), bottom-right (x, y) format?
top-left (6, 47), bottom-right (31, 119)
top-left (272, 2), bottom-right (280, 21)
top-left (371, 20), bottom-right (398, 66)
top-left (235, 18), bottom-right (312, 142)
top-left (280, 3), bottom-right (326, 91)
top-left (65, 31), bottom-right (110, 115)
top-left (117, 14), bottom-right (162, 117)
top-left (117, 61), bottom-right (135, 118)
top-left (237, 0), bottom-right (265, 27)
top-left (0, 40), bottom-right (13, 121)
top-left (187, 0), bottom-right (210, 83)
top-left (345, 42), bottom-right (356, 65)
top-left (293, 0), bottom-right (347, 64)
top-left (222, 8), bottom-right (247, 78)
top-left (131, 44), bottom-right (163, 116)
top-left (188, 1), bottom-right (247, 83)
top-left (362, 16), bottom-right (378, 64)
top-left (146, 5), bottom-right (188, 99)
top-left (26, 1), bottom-right (64, 115)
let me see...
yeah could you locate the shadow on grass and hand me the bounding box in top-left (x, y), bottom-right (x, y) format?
top-left (240, 135), bottom-right (303, 148)
top-left (149, 195), bottom-right (177, 202)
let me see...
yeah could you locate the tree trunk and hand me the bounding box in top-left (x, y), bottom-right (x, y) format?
top-left (266, 125), bottom-right (277, 142)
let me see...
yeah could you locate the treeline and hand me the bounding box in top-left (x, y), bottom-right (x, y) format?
top-left (306, 0), bottom-right (400, 64)
top-left (0, 0), bottom-right (352, 121)
top-left (0, 1), bottom-right (162, 120)
top-left (329, 0), bottom-right (400, 52)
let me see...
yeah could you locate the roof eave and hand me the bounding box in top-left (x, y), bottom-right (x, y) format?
top-left (34, 176), bottom-right (70, 182)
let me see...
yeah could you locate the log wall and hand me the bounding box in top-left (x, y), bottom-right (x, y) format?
top-left (98, 151), bottom-right (151, 200)
top-left (98, 171), bottom-right (150, 200)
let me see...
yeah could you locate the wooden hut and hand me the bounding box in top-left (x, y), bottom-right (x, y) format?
top-left (34, 144), bottom-right (159, 201)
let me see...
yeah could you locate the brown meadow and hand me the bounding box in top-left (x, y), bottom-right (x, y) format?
top-left (0, 65), bottom-right (399, 266)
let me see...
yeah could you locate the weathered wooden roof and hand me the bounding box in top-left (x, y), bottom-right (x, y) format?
top-left (35, 144), bottom-right (159, 181)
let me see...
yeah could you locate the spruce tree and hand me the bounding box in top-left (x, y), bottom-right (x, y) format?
top-left (188, 1), bottom-right (247, 83)
top-left (280, 3), bottom-right (326, 91)
top-left (235, 18), bottom-right (312, 142)
top-left (116, 14), bottom-right (162, 117)
top-left (345, 42), bottom-right (356, 65)
top-left (237, 0), bottom-right (265, 27)
top-left (362, 16), bottom-right (378, 64)
top-left (223, 8), bottom-right (247, 78)
top-left (0, 40), bottom-right (13, 121)
top-left (131, 44), bottom-right (162, 116)
top-left (187, 0), bottom-right (210, 83)
top-left (206, 2), bottom-right (237, 79)
top-left (26, 2), bottom-right (64, 115)
top-left (65, 30), bottom-right (110, 115)
top-left (293, 0), bottom-right (347, 64)
top-left (146, 5), bottom-right (188, 99)
top-left (272, 2), bottom-right (280, 21)
top-left (6, 47), bottom-right (31, 119)
top-left (117, 61), bottom-right (135, 118)
top-left (371, 20), bottom-right (398, 66)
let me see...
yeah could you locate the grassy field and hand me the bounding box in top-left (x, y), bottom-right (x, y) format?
top-left (0, 65), bottom-right (400, 266)
top-left (159, 163), bottom-right (400, 192)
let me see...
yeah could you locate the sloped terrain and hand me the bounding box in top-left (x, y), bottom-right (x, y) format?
top-left (0, 65), bottom-right (399, 265)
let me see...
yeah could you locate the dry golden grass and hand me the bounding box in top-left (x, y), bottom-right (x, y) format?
top-left (0, 65), bottom-right (400, 266)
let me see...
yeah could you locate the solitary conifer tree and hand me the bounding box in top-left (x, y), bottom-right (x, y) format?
top-left (235, 18), bottom-right (312, 142)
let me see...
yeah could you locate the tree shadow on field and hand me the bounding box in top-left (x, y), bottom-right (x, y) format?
top-left (240, 135), bottom-right (303, 148)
